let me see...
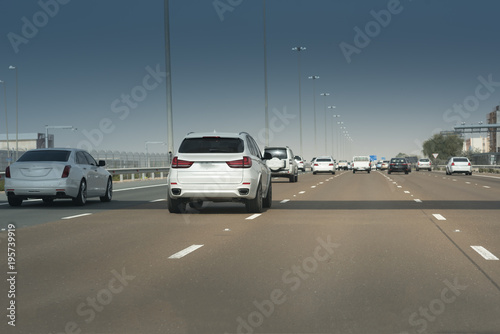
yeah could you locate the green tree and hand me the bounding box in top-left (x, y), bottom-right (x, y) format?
top-left (395, 152), bottom-right (408, 158)
top-left (422, 134), bottom-right (463, 160)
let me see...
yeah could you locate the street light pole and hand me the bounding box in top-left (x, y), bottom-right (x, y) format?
top-left (292, 46), bottom-right (306, 156)
top-left (329, 109), bottom-right (339, 157)
top-left (44, 125), bottom-right (77, 148)
top-left (0, 81), bottom-right (9, 163)
top-left (263, 0), bottom-right (269, 147)
top-left (164, 0), bottom-right (174, 163)
top-left (308, 75), bottom-right (319, 156)
top-left (8, 66), bottom-right (18, 161)
top-left (320, 93), bottom-right (330, 154)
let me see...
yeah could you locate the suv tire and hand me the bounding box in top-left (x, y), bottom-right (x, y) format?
top-left (246, 183), bottom-right (263, 213)
top-left (168, 191), bottom-right (186, 213)
top-left (263, 182), bottom-right (272, 208)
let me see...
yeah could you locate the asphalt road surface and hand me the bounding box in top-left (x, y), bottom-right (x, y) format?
top-left (1, 170), bottom-right (500, 334)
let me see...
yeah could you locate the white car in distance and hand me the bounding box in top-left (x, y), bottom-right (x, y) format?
top-left (312, 156), bottom-right (336, 175)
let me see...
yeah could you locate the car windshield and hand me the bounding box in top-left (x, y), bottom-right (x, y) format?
top-left (178, 137), bottom-right (244, 153)
top-left (17, 150), bottom-right (71, 162)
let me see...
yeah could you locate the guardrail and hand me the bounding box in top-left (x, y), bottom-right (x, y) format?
top-left (0, 167), bottom-right (171, 181)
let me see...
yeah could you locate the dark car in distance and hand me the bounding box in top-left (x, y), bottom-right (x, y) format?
top-left (388, 158), bottom-right (410, 174)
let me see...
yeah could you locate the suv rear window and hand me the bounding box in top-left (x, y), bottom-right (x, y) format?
top-left (17, 150), bottom-right (71, 162)
top-left (264, 148), bottom-right (287, 159)
top-left (178, 137), bottom-right (244, 153)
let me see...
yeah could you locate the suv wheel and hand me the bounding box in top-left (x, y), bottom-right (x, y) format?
top-left (168, 191), bottom-right (186, 213)
top-left (246, 183), bottom-right (263, 213)
top-left (7, 194), bottom-right (23, 207)
top-left (263, 182), bottom-right (272, 208)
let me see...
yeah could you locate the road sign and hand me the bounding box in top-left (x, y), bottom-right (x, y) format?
top-left (432, 153), bottom-right (439, 159)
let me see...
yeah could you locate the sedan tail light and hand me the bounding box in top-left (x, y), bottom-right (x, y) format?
top-left (451, 162), bottom-right (455, 166)
top-left (227, 156), bottom-right (252, 168)
top-left (5, 166), bottom-right (11, 178)
top-left (61, 165), bottom-right (71, 178)
top-left (171, 157), bottom-right (194, 168)
top-left (468, 162), bottom-right (471, 166)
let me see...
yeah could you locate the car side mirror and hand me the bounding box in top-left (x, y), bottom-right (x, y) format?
top-left (98, 160), bottom-right (106, 167)
top-left (263, 152), bottom-right (272, 160)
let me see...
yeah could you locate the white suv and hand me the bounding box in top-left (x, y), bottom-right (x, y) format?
top-left (167, 132), bottom-right (272, 213)
top-left (263, 146), bottom-right (299, 182)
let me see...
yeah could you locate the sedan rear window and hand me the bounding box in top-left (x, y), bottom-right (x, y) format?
top-left (17, 150), bottom-right (71, 162)
top-left (419, 159), bottom-right (430, 162)
top-left (453, 158), bottom-right (468, 162)
top-left (316, 158), bottom-right (332, 162)
top-left (178, 137), bottom-right (244, 153)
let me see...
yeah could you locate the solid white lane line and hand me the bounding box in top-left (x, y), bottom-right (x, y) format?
top-left (414, 199), bottom-right (422, 203)
top-left (246, 214), bottom-right (262, 220)
top-left (471, 246), bottom-right (499, 260)
top-left (168, 245), bottom-right (204, 259)
top-left (280, 199), bottom-right (290, 204)
top-left (150, 199), bottom-right (166, 202)
top-left (114, 184), bottom-right (167, 192)
top-left (62, 213), bottom-right (92, 220)
top-left (432, 214), bottom-right (446, 221)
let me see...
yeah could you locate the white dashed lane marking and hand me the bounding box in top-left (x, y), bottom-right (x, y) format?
top-left (432, 214), bottom-right (446, 221)
top-left (246, 214), bottom-right (262, 220)
top-left (168, 245), bottom-right (204, 259)
top-left (61, 213), bottom-right (92, 220)
top-left (471, 246), bottom-right (499, 260)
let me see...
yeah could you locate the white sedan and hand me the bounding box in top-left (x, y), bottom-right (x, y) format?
top-left (4, 148), bottom-right (112, 206)
top-left (312, 156), bottom-right (336, 175)
top-left (445, 157), bottom-right (472, 175)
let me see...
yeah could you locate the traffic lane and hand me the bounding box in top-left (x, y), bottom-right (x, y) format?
top-left (260, 171), bottom-right (500, 333)
top-left (0, 181), bottom-right (168, 230)
top-left (379, 170), bottom-right (500, 203)
top-left (0, 199), bottom-right (277, 334)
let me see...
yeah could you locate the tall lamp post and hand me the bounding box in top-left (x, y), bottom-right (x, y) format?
top-left (320, 93), bottom-right (330, 153)
top-left (145, 141), bottom-right (166, 167)
top-left (308, 75), bottom-right (319, 156)
top-left (0, 80), bottom-right (9, 164)
top-left (329, 109), bottom-right (339, 157)
top-left (45, 125), bottom-right (77, 149)
top-left (164, 0), bottom-right (174, 163)
top-left (8, 66), bottom-right (18, 161)
top-left (292, 46), bottom-right (306, 156)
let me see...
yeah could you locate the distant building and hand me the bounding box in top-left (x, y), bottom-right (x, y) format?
top-left (464, 136), bottom-right (489, 153)
top-left (487, 106), bottom-right (500, 152)
top-left (0, 133), bottom-right (54, 151)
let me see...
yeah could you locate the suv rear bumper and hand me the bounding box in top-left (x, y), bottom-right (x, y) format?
top-left (168, 182), bottom-right (258, 201)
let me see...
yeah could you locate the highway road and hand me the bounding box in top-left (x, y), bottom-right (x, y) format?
top-left (1, 170), bottom-right (500, 334)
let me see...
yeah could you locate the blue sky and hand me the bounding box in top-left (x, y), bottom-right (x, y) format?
top-left (1, 0), bottom-right (500, 160)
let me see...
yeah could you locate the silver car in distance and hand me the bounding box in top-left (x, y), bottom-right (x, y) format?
top-left (167, 132), bottom-right (272, 213)
top-left (4, 148), bottom-right (112, 206)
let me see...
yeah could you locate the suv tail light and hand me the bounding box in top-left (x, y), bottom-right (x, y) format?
top-left (61, 165), bottom-right (71, 178)
top-left (171, 157), bottom-right (194, 168)
top-left (227, 156), bottom-right (252, 168)
top-left (5, 166), bottom-right (11, 178)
